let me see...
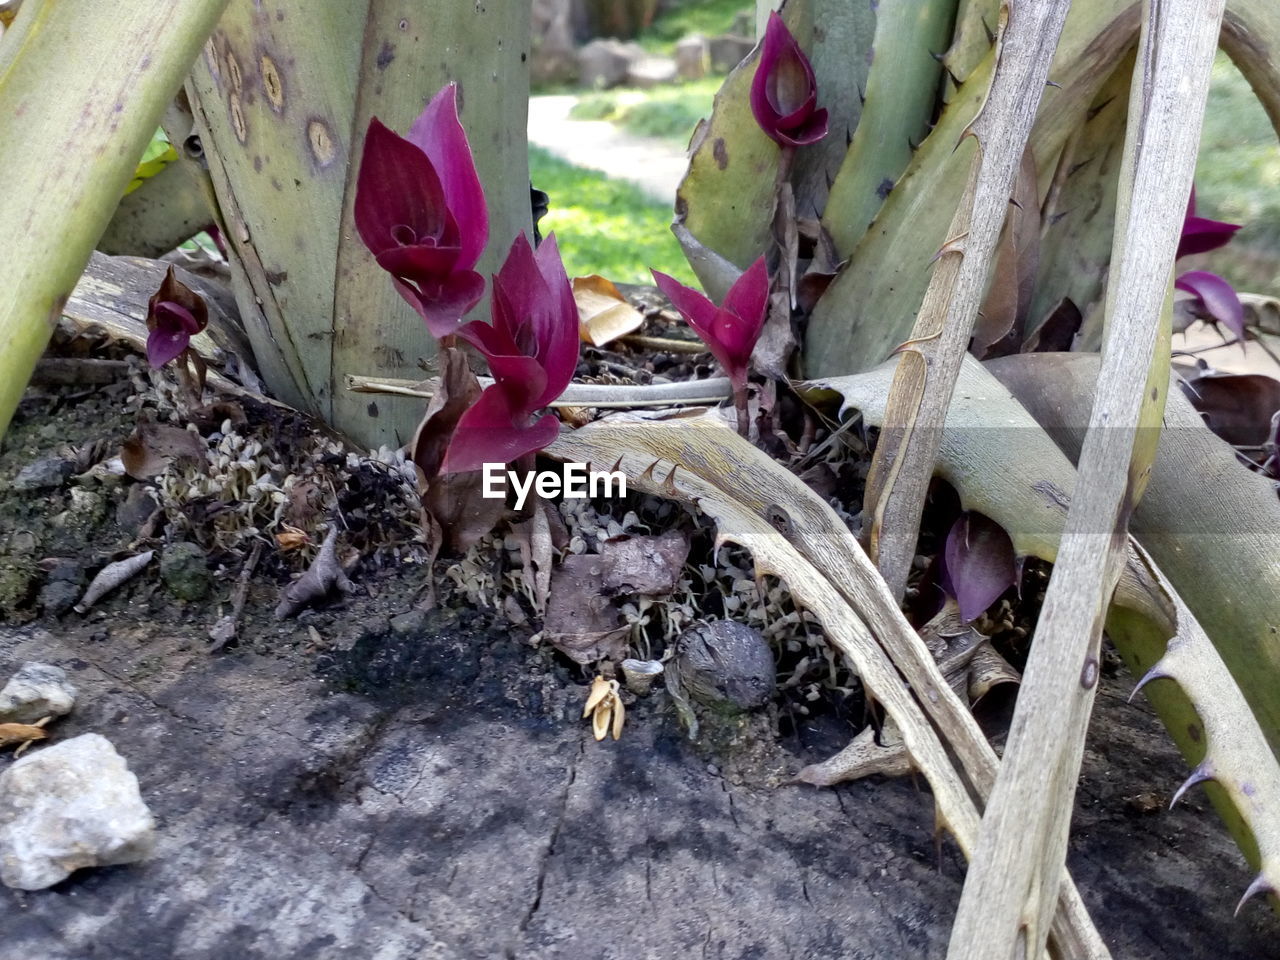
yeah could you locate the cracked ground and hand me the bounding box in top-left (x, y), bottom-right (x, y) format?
top-left (1, 606), bottom-right (1277, 960)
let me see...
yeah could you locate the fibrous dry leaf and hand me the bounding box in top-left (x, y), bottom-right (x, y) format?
top-left (974, 146), bottom-right (1041, 357)
top-left (510, 499), bottom-right (555, 614)
top-left (574, 275), bottom-right (644, 347)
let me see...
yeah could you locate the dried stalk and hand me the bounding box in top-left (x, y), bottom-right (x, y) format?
top-left (548, 412), bottom-right (1110, 958)
top-left (946, 1), bottom-right (1226, 956)
top-left (859, 0), bottom-right (1073, 601)
top-left (346, 374), bottom-right (732, 408)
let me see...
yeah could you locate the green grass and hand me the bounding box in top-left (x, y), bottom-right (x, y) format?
top-left (1195, 53), bottom-right (1280, 290)
top-left (528, 145), bottom-right (695, 285)
top-left (640, 0), bottom-right (753, 54)
top-left (569, 77), bottom-right (721, 144)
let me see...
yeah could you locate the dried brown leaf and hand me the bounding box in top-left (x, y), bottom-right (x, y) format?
top-left (574, 275), bottom-right (644, 347)
top-left (599, 530), bottom-right (689, 596)
top-left (422, 472), bottom-right (505, 556)
top-left (545, 554), bottom-right (627, 664)
top-left (120, 422), bottom-right (208, 480)
top-left (974, 146), bottom-right (1041, 358)
top-left (411, 346), bottom-right (483, 484)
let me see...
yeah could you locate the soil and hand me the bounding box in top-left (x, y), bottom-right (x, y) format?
top-left (1, 370), bottom-right (1278, 959)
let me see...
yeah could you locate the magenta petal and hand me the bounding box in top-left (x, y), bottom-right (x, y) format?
top-left (944, 513), bottom-right (1016, 623)
top-left (443, 386), bottom-right (561, 474)
top-left (376, 243), bottom-right (462, 280)
top-left (1175, 270), bottom-right (1245, 341)
top-left (354, 118), bottom-right (447, 256)
top-left (775, 108), bottom-right (829, 147)
top-left (750, 12), bottom-right (825, 147)
top-left (722, 257), bottom-right (771, 339)
top-left (154, 300), bottom-right (202, 336)
top-left (530, 234), bottom-right (579, 404)
top-left (393, 270), bottom-right (486, 338)
top-left (651, 270), bottom-right (720, 343)
top-left (147, 328), bottom-right (189, 368)
top-left (1177, 216), bottom-right (1241, 259)
top-left (408, 84), bottom-right (489, 270)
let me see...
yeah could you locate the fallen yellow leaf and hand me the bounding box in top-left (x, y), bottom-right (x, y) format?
top-left (573, 275), bottom-right (644, 348)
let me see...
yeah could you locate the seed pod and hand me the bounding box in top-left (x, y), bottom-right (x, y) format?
top-left (674, 620), bottom-right (775, 711)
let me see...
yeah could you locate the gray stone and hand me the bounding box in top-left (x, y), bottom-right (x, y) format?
top-left (0, 662), bottom-right (76, 723)
top-left (625, 54), bottom-right (678, 88)
top-left (577, 38), bottom-right (643, 89)
top-left (674, 33), bottom-right (710, 80)
top-left (0, 733), bottom-right (155, 890)
top-left (37, 580), bottom-right (80, 617)
top-left (11, 457), bottom-right (73, 493)
top-left (531, 0), bottom-right (579, 85)
top-left (709, 33), bottom-right (756, 73)
top-left (389, 608), bottom-right (426, 636)
top-left (160, 541), bottom-right (209, 602)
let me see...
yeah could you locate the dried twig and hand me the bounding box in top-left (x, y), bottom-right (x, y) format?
top-left (948, 2), bottom-right (1226, 955)
top-left (209, 540), bottom-right (263, 651)
top-left (859, 0), bottom-right (1073, 601)
top-left (346, 374), bottom-right (731, 408)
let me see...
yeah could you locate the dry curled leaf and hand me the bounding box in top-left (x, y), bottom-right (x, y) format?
top-left (274, 528), bottom-right (353, 619)
top-left (75, 551), bottom-right (154, 613)
top-left (573, 275), bottom-right (644, 347)
top-left (274, 527), bottom-right (311, 553)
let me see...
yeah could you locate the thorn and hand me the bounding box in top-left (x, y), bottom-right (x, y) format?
top-left (663, 463), bottom-right (680, 495)
top-left (1235, 874), bottom-right (1275, 916)
top-left (1044, 79), bottom-right (1061, 89)
top-left (929, 49), bottom-right (945, 63)
top-left (641, 460), bottom-right (658, 482)
top-left (946, 68), bottom-right (963, 88)
top-left (982, 16), bottom-right (996, 44)
top-left (609, 455), bottom-right (624, 474)
top-left (1129, 662), bottom-right (1168, 702)
top-left (930, 231), bottom-right (970, 264)
top-left (1170, 762), bottom-right (1214, 809)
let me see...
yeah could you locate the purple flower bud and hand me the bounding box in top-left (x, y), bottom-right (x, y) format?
top-left (355, 84), bottom-right (489, 338)
top-left (444, 233), bottom-right (579, 472)
top-left (749, 12), bottom-right (828, 148)
top-left (650, 257), bottom-right (770, 393)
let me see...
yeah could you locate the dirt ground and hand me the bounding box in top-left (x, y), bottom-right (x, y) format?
top-left (1, 375), bottom-right (1277, 959)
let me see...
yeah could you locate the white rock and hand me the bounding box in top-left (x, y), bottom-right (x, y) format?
top-left (0, 734), bottom-right (155, 890)
top-left (0, 662), bottom-right (77, 723)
